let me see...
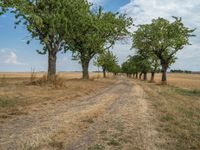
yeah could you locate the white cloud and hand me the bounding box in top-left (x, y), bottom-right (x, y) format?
top-left (119, 0), bottom-right (200, 71)
top-left (0, 49), bottom-right (27, 65)
top-left (120, 0), bottom-right (200, 26)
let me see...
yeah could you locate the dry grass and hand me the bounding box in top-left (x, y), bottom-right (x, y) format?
top-left (148, 73), bottom-right (200, 89)
top-left (0, 72), bottom-right (114, 120)
top-left (138, 80), bottom-right (200, 150)
top-left (1, 72), bottom-right (200, 149)
top-left (0, 72), bottom-right (112, 79)
top-left (29, 74), bottom-right (66, 88)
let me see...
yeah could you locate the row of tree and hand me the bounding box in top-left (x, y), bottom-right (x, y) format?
top-left (0, 1), bottom-right (195, 83)
top-left (94, 50), bottom-right (121, 78)
top-left (0, 0), bottom-right (132, 80)
top-left (122, 17), bottom-right (195, 84)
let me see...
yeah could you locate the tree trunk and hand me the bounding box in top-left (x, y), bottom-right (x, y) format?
top-left (103, 68), bottom-right (106, 78)
top-left (48, 50), bottom-right (57, 79)
top-left (139, 73), bottom-right (142, 80)
top-left (136, 73), bottom-right (138, 79)
top-left (82, 60), bottom-right (89, 80)
top-left (143, 72), bottom-right (147, 80)
top-left (150, 71), bottom-right (155, 82)
top-left (161, 64), bottom-right (167, 84)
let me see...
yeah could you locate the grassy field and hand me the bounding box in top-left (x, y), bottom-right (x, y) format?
top-left (138, 73), bottom-right (200, 150)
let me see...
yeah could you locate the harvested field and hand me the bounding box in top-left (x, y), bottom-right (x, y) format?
top-left (151, 73), bottom-right (200, 89)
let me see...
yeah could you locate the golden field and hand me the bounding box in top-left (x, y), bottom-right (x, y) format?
top-left (0, 72), bottom-right (114, 119)
top-left (1, 72), bottom-right (200, 89)
top-left (152, 73), bottom-right (200, 89)
top-left (0, 72), bottom-right (200, 149)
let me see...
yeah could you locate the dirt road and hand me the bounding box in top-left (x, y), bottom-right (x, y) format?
top-left (0, 77), bottom-right (157, 150)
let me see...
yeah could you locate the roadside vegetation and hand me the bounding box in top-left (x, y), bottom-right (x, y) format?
top-left (138, 81), bottom-right (200, 150)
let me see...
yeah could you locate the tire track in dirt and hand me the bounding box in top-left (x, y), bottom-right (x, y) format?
top-left (65, 78), bottom-right (158, 150)
top-left (0, 79), bottom-right (124, 149)
top-left (0, 78), bottom-right (157, 150)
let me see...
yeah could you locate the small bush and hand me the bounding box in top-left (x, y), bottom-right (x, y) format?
top-left (29, 74), bottom-right (66, 88)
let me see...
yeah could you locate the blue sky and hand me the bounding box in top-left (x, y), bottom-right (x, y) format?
top-left (0, 0), bottom-right (200, 72)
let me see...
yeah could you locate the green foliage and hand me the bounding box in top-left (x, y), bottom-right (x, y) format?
top-left (66, 7), bottom-right (132, 78)
top-left (9, 0), bottom-right (89, 54)
top-left (132, 17), bottom-right (195, 82)
top-left (4, 1), bottom-right (131, 79)
top-left (6, 0), bottom-right (91, 78)
top-left (133, 17), bottom-right (195, 67)
top-left (111, 64), bottom-right (121, 74)
top-left (95, 50), bottom-right (118, 73)
top-left (0, 0), bottom-right (8, 15)
top-left (122, 55), bottom-right (151, 75)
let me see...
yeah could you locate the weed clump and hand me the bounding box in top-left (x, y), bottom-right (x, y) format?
top-left (88, 144), bottom-right (105, 150)
top-left (175, 88), bottom-right (200, 97)
top-left (29, 74), bottom-right (66, 88)
top-left (0, 97), bottom-right (15, 108)
top-left (107, 138), bottom-right (120, 146)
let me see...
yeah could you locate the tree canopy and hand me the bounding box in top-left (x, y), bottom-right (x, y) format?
top-left (95, 50), bottom-right (118, 78)
top-left (5, 0), bottom-right (90, 78)
top-left (132, 17), bottom-right (195, 83)
top-left (66, 7), bottom-right (132, 79)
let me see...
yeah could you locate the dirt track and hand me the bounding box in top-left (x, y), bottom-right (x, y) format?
top-left (0, 77), bottom-right (157, 150)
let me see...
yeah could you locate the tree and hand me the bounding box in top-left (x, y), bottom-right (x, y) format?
top-left (7, 0), bottom-right (89, 79)
top-left (133, 17), bottom-right (195, 84)
top-left (149, 56), bottom-right (160, 82)
top-left (134, 55), bottom-right (151, 80)
top-left (122, 54), bottom-right (151, 80)
top-left (122, 61), bottom-right (130, 77)
top-left (95, 50), bottom-right (118, 78)
top-left (133, 24), bottom-right (159, 82)
top-left (110, 64), bottom-right (121, 76)
top-left (66, 7), bottom-right (132, 79)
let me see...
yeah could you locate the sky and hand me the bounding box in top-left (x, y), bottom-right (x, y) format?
top-left (0, 0), bottom-right (199, 72)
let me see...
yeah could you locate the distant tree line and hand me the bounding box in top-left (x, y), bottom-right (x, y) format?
top-left (94, 50), bottom-right (121, 78)
top-left (170, 70), bottom-right (192, 74)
